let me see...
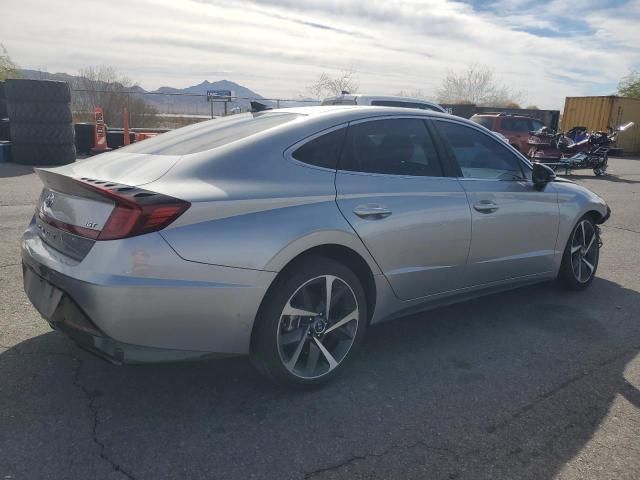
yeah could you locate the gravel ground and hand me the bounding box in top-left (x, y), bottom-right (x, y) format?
top-left (0, 158), bottom-right (639, 480)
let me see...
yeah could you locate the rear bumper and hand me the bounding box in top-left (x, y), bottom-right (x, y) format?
top-left (21, 224), bottom-right (277, 360)
top-left (23, 263), bottom-right (229, 364)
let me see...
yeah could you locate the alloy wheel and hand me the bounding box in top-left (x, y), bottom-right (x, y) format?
top-left (276, 275), bottom-right (359, 379)
top-left (570, 220), bottom-right (598, 283)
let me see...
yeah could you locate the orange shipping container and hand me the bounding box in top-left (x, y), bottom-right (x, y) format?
top-left (562, 96), bottom-right (640, 154)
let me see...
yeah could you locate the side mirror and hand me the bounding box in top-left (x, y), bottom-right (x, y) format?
top-left (532, 162), bottom-right (556, 190)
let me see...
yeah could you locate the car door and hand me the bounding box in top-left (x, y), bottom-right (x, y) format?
top-left (335, 117), bottom-right (471, 300)
top-left (432, 119), bottom-right (559, 287)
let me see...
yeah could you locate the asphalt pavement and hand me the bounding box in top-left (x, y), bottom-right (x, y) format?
top-left (1, 158), bottom-right (639, 480)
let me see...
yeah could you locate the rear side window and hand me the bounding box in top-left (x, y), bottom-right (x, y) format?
top-left (118, 112), bottom-right (300, 155)
top-left (436, 121), bottom-right (525, 180)
top-left (292, 128), bottom-right (346, 169)
top-left (340, 119), bottom-right (443, 177)
top-left (470, 116), bottom-right (494, 130)
top-left (370, 100), bottom-right (440, 112)
top-left (501, 117), bottom-right (531, 132)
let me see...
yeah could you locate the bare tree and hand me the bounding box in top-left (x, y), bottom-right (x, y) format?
top-left (308, 68), bottom-right (359, 100)
top-left (393, 89), bottom-right (431, 100)
top-left (618, 70), bottom-right (640, 98)
top-left (73, 65), bottom-right (158, 127)
top-left (436, 64), bottom-right (521, 107)
top-left (0, 43), bottom-right (21, 80)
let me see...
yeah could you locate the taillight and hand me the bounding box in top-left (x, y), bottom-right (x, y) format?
top-left (38, 178), bottom-right (190, 241)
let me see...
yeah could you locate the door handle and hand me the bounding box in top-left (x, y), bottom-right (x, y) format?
top-left (473, 201), bottom-right (499, 213)
top-left (353, 204), bottom-right (392, 219)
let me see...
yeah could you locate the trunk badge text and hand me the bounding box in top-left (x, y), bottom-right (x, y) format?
top-left (44, 193), bottom-right (55, 208)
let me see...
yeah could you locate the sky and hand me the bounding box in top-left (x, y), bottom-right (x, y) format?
top-left (2, 0), bottom-right (639, 109)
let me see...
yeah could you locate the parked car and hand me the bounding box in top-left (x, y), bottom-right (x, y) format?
top-left (471, 113), bottom-right (545, 154)
top-left (322, 94), bottom-right (446, 113)
top-left (22, 106), bottom-right (610, 387)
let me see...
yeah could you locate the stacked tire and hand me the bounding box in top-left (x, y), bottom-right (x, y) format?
top-left (0, 82), bottom-right (9, 141)
top-left (5, 79), bottom-right (76, 165)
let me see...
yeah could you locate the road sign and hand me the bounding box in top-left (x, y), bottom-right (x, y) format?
top-left (207, 90), bottom-right (233, 102)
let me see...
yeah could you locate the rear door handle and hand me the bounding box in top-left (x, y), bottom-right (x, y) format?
top-left (473, 201), bottom-right (499, 213)
top-left (353, 204), bottom-right (392, 219)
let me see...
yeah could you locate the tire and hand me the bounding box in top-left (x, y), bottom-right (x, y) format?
top-left (0, 82), bottom-right (7, 119)
top-left (11, 144), bottom-right (76, 166)
top-left (251, 256), bottom-right (367, 387)
top-left (4, 79), bottom-right (71, 103)
top-left (557, 216), bottom-right (600, 290)
top-left (9, 123), bottom-right (75, 145)
top-left (7, 102), bottom-right (73, 123)
top-left (0, 119), bottom-right (9, 141)
top-left (74, 123), bottom-right (95, 154)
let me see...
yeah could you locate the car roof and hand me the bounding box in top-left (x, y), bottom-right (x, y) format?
top-left (322, 94), bottom-right (444, 109)
top-left (266, 105), bottom-right (451, 122)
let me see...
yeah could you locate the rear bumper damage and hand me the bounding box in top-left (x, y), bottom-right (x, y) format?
top-left (21, 224), bottom-right (276, 362)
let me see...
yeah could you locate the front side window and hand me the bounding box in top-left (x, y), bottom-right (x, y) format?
top-left (292, 128), bottom-right (346, 169)
top-left (436, 121), bottom-right (525, 180)
top-left (340, 118), bottom-right (443, 177)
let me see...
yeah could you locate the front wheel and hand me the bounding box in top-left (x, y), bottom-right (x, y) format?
top-left (251, 256), bottom-right (367, 387)
top-left (557, 217), bottom-right (600, 290)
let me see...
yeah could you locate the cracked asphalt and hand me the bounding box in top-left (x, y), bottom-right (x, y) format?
top-left (1, 157), bottom-right (639, 480)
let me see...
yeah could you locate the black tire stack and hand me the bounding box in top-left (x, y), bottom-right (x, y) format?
top-left (5, 79), bottom-right (76, 165)
top-left (0, 82), bottom-right (9, 142)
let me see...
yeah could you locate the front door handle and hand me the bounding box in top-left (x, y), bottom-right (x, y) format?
top-left (353, 204), bottom-right (392, 219)
top-left (473, 201), bottom-right (499, 213)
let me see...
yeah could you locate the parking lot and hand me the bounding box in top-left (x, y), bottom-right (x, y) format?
top-left (1, 158), bottom-right (639, 480)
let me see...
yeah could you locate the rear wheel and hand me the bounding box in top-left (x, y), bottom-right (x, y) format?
top-left (558, 216), bottom-right (600, 290)
top-left (251, 256), bottom-right (367, 387)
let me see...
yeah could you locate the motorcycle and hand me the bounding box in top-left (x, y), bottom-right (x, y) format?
top-left (527, 122), bottom-right (634, 176)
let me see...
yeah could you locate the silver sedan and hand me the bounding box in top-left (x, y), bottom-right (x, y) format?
top-left (21, 106), bottom-right (610, 386)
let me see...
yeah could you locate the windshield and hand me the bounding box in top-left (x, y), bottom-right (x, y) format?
top-left (118, 112), bottom-right (300, 155)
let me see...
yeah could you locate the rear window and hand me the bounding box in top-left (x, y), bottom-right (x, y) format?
top-left (470, 116), bottom-right (494, 129)
top-left (118, 112), bottom-right (300, 155)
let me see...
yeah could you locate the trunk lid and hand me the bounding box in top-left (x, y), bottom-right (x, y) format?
top-left (49, 150), bottom-right (182, 186)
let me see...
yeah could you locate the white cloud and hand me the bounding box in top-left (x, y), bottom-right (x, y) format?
top-left (1, 0), bottom-right (638, 108)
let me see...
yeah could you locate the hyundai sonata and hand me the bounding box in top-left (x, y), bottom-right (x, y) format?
top-left (22, 106), bottom-right (610, 386)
